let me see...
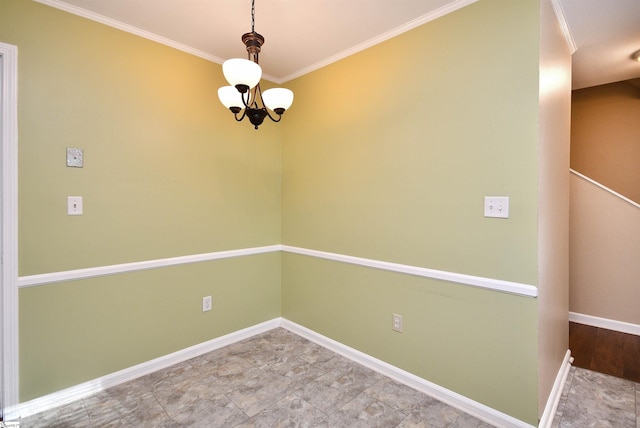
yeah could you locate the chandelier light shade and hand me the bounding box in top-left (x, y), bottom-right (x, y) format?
top-left (222, 59), bottom-right (262, 90)
top-left (217, 86), bottom-right (244, 110)
top-left (218, 0), bottom-right (294, 130)
top-left (262, 88), bottom-right (294, 112)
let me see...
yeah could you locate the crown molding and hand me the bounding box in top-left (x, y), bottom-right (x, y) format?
top-left (33, 0), bottom-right (226, 65)
top-left (280, 0), bottom-right (479, 82)
top-left (550, 0), bottom-right (577, 54)
top-left (33, 0), bottom-right (478, 84)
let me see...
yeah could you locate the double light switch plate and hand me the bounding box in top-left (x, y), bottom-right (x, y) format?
top-left (484, 196), bottom-right (509, 218)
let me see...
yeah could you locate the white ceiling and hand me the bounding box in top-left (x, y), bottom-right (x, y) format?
top-left (557, 0), bottom-right (640, 89)
top-left (37, 0), bottom-right (640, 89)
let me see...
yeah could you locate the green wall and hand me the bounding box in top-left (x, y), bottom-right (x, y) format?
top-left (2, 0), bottom-right (546, 424)
top-left (282, 254), bottom-right (538, 422)
top-left (281, 0), bottom-right (540, 423)
top-left (7, 0), bottom-right (281, 275)
top-left (20, 253), bottom-right (281, 400)
top-left (1, 0), bottom-right (282, 401)
top-left (282, 0), bottom-right (539, 284)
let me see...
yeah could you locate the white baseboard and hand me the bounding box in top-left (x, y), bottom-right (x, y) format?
top-left (281, 319), bottom-right (535, 428)
top-left (12, 319), bottom-right (281, 419)
top-left (538, 350), bottom-right (573, 428)
top-left (569, 312), bottom-right (640, 337)
top-left (15, 318), bottom-right (538, 427)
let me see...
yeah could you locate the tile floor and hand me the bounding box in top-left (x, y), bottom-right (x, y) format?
top-left (16, 328), bottom-right (640, 427)
top-left (552, 365), bottom-right (640, 428)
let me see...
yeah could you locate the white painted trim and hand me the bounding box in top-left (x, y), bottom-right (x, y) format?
top-left (35, 0), bottom-right (478, 84)
top-left (280, 0), bottom-right (479, 82)
top-left (17, 317), bottom-right (535, 427)
top-left (18, 245), bottom-right (281, 288)
top-left (539, 350), bottom-right (574, 428)
top-left (281, 319), bottom-right (535, 428)
top-left (282, 245), bottom-right (538, 297)
top-left (32, 0), bottom-right (225, 65)
top-left (13, 318), bottom-right (281, 419)
top-left (570, 169), bottom-right (640, 210)
top-left (569, 312), bottom-right (640, 337)
top-left (19, 245), bottom-right (537, 298)
top-left (549, 0), bottom-right (577, 54)
top-left (0, 42), bottom-right (20, 423)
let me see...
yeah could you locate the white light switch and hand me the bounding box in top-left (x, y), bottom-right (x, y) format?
top-left (67, 196), bottom-right (83, 215)
top-left (484, 196), bottom-right (509, 218)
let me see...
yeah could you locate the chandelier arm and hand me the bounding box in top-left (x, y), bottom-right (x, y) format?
top-left (251, 86), bottom-right (261, 108)
top-left (240, 89), bottom-right (251, 108)
top-left (264, 108), bottom-right (282, 123)
top-left (254, 84), bottom-right (282, 122)
top-left (233, 109), bottom-right (247, 122)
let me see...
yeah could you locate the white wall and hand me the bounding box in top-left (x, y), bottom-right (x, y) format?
top-left (570, 174), bottom-right (640, 326)
top-left (537, 0), bottom-right (572, 418)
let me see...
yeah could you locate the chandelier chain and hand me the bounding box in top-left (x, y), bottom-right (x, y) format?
top-left (251, 0), bottom-right (256, 33)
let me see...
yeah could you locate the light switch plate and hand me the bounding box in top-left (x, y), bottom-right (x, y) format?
top-left (67, 196), bottom-right (83, 215)
top-left (484, 196), bottom-right (509, 218)
top-left (66, 148), bottom-right (83, 168)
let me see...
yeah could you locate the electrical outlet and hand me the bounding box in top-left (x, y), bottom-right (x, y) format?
top-left (392, 313), bottom-right (403, 332)
top-left (202, 296), bottom-right (212, 312)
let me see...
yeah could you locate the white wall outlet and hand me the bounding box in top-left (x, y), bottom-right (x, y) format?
top-left (392, 313), bottom-right (403, 333)
top-left (484, 196), bottom-right (509, 218)
top-left (202, 295), bottom-right (212, 312)
top-left (67, 196), bottom-right (83, 215)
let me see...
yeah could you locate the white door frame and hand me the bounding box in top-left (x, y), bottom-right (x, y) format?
top-left (0, 42), bottom-right (19, 422)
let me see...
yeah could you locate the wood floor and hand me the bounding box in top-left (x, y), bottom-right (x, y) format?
top-left (569, 322), bottom-right (640, 383)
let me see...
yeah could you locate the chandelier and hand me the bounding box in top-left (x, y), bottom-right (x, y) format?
top-left (217, 0), bottom-right (294, 130)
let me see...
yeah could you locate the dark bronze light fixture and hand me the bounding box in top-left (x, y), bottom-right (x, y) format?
top-left (218, 0), bottom-right (294, 130)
